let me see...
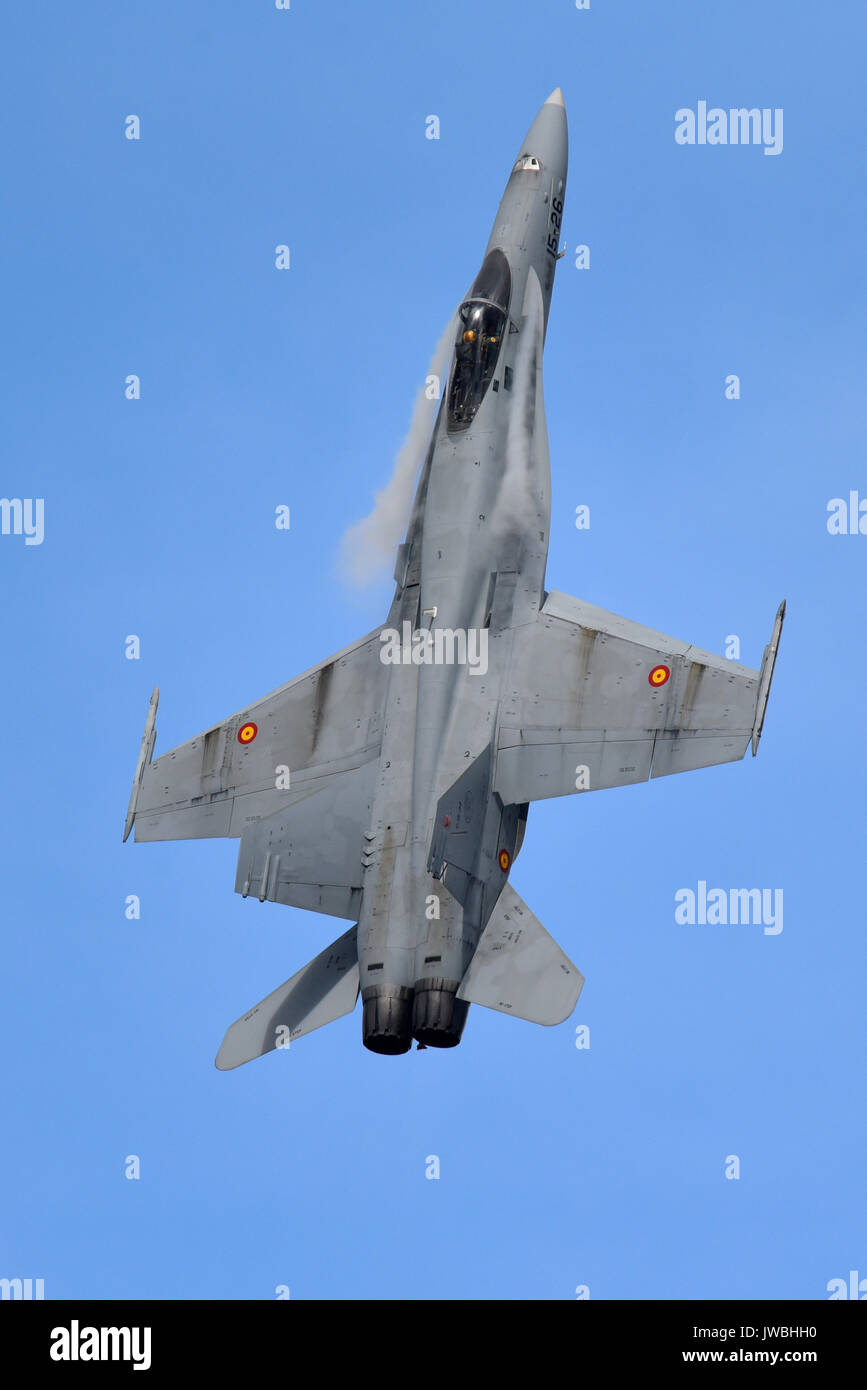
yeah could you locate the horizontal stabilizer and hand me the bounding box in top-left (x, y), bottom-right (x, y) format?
top-left (457, 884), bottom-right (583, 1025)
top-left (215, 925), bottom-right (359, 1070)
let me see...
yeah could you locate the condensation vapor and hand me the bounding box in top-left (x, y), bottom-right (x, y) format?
top-left (340, 318), bottom-right (455, 587)
top-left (491, 269), bottom-right (542, 535)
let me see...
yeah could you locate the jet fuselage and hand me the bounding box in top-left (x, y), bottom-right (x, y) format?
top-left (358, 90), bottom-right (569, 1053)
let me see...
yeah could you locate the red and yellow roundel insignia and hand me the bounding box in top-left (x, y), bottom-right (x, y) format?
top-left (498, 849), bottom-right (511, 872)
top-left (648, 665), bottom-right (670, 688)
top-left (237, 721), bottom-right (258, 745)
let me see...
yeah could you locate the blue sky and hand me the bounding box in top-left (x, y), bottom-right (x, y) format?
top-left (1, 1), bottom-right (864, 1299)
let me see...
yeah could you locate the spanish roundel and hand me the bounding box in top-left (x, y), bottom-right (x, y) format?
top-left (648, 664), bottom-right (671, 688)
top-left (237, 721), bottom-right (258, 745)
top-left (498, 849), bottom-right (511, 872)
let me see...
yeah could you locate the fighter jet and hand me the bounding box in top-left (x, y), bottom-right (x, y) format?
top-left (124, 89), bottom-right (784, 1064)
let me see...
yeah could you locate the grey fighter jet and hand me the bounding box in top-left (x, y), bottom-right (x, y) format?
top-left (125, 89), bottom-right (784, 1064)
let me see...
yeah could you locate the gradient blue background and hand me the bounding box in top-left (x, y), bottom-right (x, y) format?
top-left (2, 1), bottom-right (864, 1300)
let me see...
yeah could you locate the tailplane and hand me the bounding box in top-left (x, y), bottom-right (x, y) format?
top-left (215, 925), bottom-right (359, 1069)
top-left (457, 885), bottom-right (583, 1025)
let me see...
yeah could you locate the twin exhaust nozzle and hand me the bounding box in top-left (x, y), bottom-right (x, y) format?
top-left (361, 980), bottom-right (469, 1054)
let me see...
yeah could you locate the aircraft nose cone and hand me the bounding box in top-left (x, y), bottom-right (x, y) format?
top-left (515, 88), bottom-right (568, 172)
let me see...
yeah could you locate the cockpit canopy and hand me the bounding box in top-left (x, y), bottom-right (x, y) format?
top-left (447, 249), bottom-right (512, 432)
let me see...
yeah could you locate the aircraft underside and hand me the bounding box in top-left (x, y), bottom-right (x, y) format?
top-left (124, 87), bottom-right (783, 1065)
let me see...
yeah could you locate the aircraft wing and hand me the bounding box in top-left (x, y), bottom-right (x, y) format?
top-left (125, 626), bottom-right (386, 845)
top-left (494, 591), bottom-right (784, 803)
